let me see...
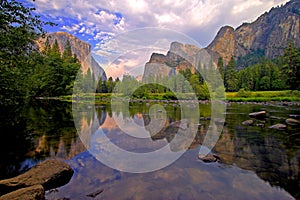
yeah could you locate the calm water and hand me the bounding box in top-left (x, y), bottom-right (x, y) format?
top-left (0, 100), bottom-right (299, 199)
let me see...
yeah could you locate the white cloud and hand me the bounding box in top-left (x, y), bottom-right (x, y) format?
top-left (31, 0), bottom-right (289, 45)
top-left (29, 0), bottom-right (290, 76)
top-left (61, 24), bottom-right (81, 32)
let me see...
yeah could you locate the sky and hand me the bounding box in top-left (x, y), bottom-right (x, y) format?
top-left (22, 0), bottom-right (290, 78)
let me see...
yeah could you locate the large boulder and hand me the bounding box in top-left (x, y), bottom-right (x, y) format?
top-left (0, 185), bottom-right (44, 200)
top-left (249, 111), bottom-right (267, 119)
top-left (0, 160), bottom-right (74, 196)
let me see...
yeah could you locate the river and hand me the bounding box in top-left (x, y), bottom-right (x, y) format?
top-left (0, 100), bottom-right (299, 199)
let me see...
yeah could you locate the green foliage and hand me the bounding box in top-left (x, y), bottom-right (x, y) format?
top-left (237, 88), bottom-right (251, 98)
top-left (282, 41), bottom-right (300, 90)
top-left (0, 0), bottom-right (52, 105)
top-left (217, 57), bottom-right (225, 80)
top-left (29, 39), bottom-right (81, 97)
top-left (224, 57), bottom-right (238, 92)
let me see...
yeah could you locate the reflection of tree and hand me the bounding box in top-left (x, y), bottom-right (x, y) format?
top-left (0, 100), bottom-right (88, 180)
top-left (0, 105), bottom-right (34, 179)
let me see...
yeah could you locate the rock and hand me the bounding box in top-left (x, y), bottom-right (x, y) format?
top-left (256, 123), bottom-right (265, 128)
top-left (289, 114), bottom-right (300, 119)
top-left (249, 111), bottom-right (267, 119)
top-left (198, 154), bottom-right (220, 163)
top-left (214, 118), bottom-right (226, 126)
top-left (0, 160), bottom-right (74, 196)
top-left (269, 124), bottom-right (287, 130)
top-left (285, 118), bottom-right (300, 126)
top-left (0, 185), bottom-right (44, 200)
top-left (242, 120), bottom-right (254, 126)
top-left (86, 188), bottom-right (104, 198)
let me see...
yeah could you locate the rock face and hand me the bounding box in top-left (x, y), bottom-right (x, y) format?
top-left (37, 32), bottom-right (107, 81)
top-left (0, 159), bottom-right (74, 196)
top-left (207, 0), bottom-right (300, 63)
top-left (142, 42), bottom-right (212, 81)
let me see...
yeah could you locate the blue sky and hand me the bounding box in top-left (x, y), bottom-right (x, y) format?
top-left (21, 0), bottom-right (289, 78)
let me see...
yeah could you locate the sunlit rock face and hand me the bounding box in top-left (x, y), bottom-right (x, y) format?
top-left (207, 0), bottom-right (300, 63)
top-left (37, 32), bottom-right (107, 81)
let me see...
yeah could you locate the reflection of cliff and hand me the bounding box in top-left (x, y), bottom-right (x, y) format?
top-left (214, 126), bottom-right (300, 198)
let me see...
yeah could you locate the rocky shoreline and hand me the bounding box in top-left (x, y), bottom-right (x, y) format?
top-left (0, 159), bottom-right (74, 200)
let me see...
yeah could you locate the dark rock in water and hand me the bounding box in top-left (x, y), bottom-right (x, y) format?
top-left (214, 118), bottom-right (226, 126)
top-left (0, 185), bottom-right (44, 200)
top-left (249, 111), bottom-right (267, 119)
top-left (0, 160), bottom-right (74, 196)
top-left (269, 124), bottom-right (287, 130)
top-left (87, 188), bottom-right (104, 198)
top-left (286, 118), bottom-right (300, 126)
top-left (198, 154), bottom-right (220, 163)
top-left (242, 120), bottom-right (254, 126)
top-left (289, 114), bottom-right (300, 119)
top-left (256, 123), bottom-right (265, 128)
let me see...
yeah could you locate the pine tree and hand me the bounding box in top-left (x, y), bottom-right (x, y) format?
top-left (62, 40), bottom-right (72, 61)
top-left (217, 57), bottom-right (225, 80)
top-left (225, 56), bottom-right (238, 92)
top-left (282, 42), bottom-right (300, 90)
top-left (49, 39), bottom-right (61, 58)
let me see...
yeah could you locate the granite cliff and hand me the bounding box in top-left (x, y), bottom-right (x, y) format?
top-left (143, 0), bottom-right (299, 79)
top-left (207, 0), bottom-right (300, 63)
top-left (37, 32), bottom-right (107, 81)
top-left (142, 42), bottom-right (212, 81)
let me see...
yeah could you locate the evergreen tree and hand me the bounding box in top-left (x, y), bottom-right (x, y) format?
top-left (62, 40), bottom-right (72, 61)
top-left (224, 57), bottom-right (238, 92)
top-left (217, 57), bottom-right (225, 80)
top-left (49, 39), bottom-right (61, 58)
top-left (282, 42), bottom-right (300, 90)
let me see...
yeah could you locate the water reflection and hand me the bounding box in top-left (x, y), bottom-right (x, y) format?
top-left (1, 101), bottom-right (299, 199)
top-left (0, 100), bottom-right (83, 179)
top-left (55, 102), bottom-right (299, 199)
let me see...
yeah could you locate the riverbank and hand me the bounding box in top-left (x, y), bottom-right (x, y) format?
top-left (59, 90), bottom-right (300, 104)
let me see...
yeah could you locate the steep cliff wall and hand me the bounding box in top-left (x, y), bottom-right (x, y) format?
top-left (207, 0), bottom-right (300, 63)
top-left (37, 32), bottom-right (107, 81)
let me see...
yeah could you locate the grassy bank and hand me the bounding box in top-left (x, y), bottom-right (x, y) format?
top-left (226, 90), bottom-right (300, 102)
top-left (60, 90), bottom-right (300, 102)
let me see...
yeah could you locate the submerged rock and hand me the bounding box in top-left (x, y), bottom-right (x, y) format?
top-left (269, 124), bottom-right (287, 130)
top-left (242, 120), bottom-right (254, 126)
top-left (0, 159), bottom-right (74, 196)
top-left (289, 114), bottom-right (300, 119)
top-left (0, 185), bottom-right (44, 200)
top-left (249, 111), bottom-right (267, 119)
top-left (198, 154), bottom-right (220, 163)
top-left (286, 118), bottom-right (300, 126)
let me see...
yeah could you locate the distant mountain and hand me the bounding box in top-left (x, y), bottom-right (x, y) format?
top-left (37, 32), bottom-right (107, 81)
top-left (206, 0), bottom-right (300, 63)
top-left (142, 42), bottom-right (212, 81)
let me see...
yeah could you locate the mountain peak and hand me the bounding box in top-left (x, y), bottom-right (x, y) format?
top-left (207, 0), bottom-right (300, 63)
